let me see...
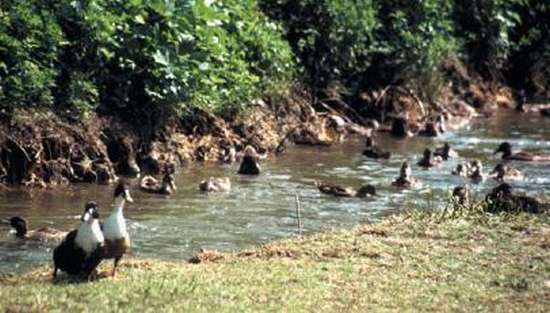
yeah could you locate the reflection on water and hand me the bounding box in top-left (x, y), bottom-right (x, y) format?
top-left (1, 111), bottom-right (549, 273)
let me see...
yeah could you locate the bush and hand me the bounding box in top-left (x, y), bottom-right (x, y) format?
top-left (260, 0), bottom-right (457, 104)
top-left (0, 0), bottom-right (295, 126)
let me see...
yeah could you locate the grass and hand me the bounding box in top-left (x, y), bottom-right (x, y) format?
top-left (0, 210), bottom-right (548, 312)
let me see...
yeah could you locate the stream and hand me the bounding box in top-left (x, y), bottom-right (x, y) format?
top-left (1, 110), bottom-right (549, 273)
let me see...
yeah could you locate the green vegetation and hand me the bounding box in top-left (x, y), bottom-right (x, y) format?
top-left (0, 0), bottom-right (548, 126)
top-left (0, 0), bottom-right (294, 126)
top-left (1, 209), bottom-right (548, 312)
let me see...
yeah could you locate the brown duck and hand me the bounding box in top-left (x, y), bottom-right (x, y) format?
top-left (362, 137), bottom-right (391, 159)
top-left (2, 217), bottom-right (66, 242)
top-left (417, 148), bottom-right (443, 168)
top-left (495, 142), bottom-right (550, 161)
top-left (392, 162), bottom-right (419, 188)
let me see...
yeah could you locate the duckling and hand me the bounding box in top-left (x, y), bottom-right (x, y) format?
top-left (362, 137), bottom-right (391, 159)
top-left (417, 148), bottom-right (443, 168)
top-left (316, 181), bottom-right (356, 197)
top-left (495, 142), bottom-right (550, 161)
top-left (452, 162), bottom-right (471, 177)
top-left (139, 172), bottom-right (177, 195)
top-left (199, 177), bottom-right (231, 192)
top-left (2, 216), bottom-right (66, 242)
top-left (53, 201), bottom-right (105, 280)
top-left (452, 186), bottom-right (470, 205)
top-left (485, 183), bottom-right (543, 214)
top-left (102, 181), bottom-right (133, 277)
top-left (468, 160), bottom-right (485, 183)
top-left (489, 163), bottom-right (524, 182)
top-left (434, 142), bottom-right (458, 160)
top-left (238, 146), bottom-right (261, 175)
top-left (392, 162), bottom-right (419, 188)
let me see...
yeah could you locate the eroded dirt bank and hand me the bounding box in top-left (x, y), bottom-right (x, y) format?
top-left (0, 61), bottom-right (523, 189)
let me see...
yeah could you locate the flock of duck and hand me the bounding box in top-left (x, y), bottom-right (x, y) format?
top-left (1, 122), bottom-right (549, 281)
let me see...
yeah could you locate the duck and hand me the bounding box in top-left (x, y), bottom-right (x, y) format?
top-left (434, 142), bottom-right (458, 160)
top-left (53, 201), bottom-right (105, 281)
top-left (2, 216), bottom-right (66, 242)
top-left (468, 160), bottom-right (485, 183)
top-left (102, 181), bottom-right (133, 277)
top-left (485, 183), bottom-right (543, 214)
top-left (392, 162), bottom-right (419, 188)
top-left (139, 172), bottom-right (177, 195)
top-left (418, 121), bottom-right (442, 137)
top-left (452, 162), bottom-right (471, 176)
top-left (199, 177), bottom-right (231, 192)
top-left (238, 146), bottom-right (261, 175)
top-left (315, 181), bottom-right (376, 198)
top-left (417, 148), bottom-right (443, 168)
top-left (390, 117), bottom-right (414, 138)
top-left (515, 89), bottom-right (528, 112)
top-left (362, 137), bottom-right (391, 159)
top-left (489, 163), bottom-right (524, 182)
top-left (495, 142), bottom-right (550, 161)
top-left (316, 181), bottom-right (356, 197)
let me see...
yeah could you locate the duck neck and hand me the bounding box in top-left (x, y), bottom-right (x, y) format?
top-left (110, 197), bottom-right (126, 216)
top-left (15, 228), bottom-right (27, 238)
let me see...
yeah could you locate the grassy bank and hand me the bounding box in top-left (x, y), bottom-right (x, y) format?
top-left (1, 211), bottom-right (548, 312)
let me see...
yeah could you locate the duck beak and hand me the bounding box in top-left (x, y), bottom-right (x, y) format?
top-left (124, 189), bottom-right (134, 203)
top-left (0, 218), bottom-right (9, 225)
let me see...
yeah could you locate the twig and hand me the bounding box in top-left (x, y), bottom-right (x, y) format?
top-left (7, 136), bottom-right (31, 162)
top-left (294, 193), bottom-right (303, 236)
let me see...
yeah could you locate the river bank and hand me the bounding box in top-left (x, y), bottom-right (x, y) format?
top-left (0, 58), bottom-right (518, 189)
top-left (1, 208), bottom-right (548, 312)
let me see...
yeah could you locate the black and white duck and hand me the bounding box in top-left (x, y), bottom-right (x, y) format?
top-left (102, 181), bottom-right (133, 277)
top-left (140, 172), bottom-right (177, 195)
top-left (434, 143), bottom-right (458, 160)
top-left (362, 137), bottom-right (391, 159)
top-left (417, 148), bottom-right (443, 168)
top-left (199, 177), bottom-right (231, 192)
top-left (53, 201), bottom-right (105, 281)
top-left (495, 142), bottom-right (550, 161)
top-left (489, 163), bottom-right (524, 182)
top-left (392, 162), bottom-right (419, 188)
top-left (452, 186), bottom-right (470, 206)
top-left (2, 216), bottom-right (66, 242)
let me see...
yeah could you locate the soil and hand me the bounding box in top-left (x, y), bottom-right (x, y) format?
top-left (0, 60), bottom-right (520, 189)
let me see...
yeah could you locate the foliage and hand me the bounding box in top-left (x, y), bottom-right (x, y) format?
top-left (259, 0), bottom-right (458, 103)
top-left (0, 0), bottom-right (295, 125)
top-left (0, 1), bottom-right (62, 113)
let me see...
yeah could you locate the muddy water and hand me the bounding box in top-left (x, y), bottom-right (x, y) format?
top-left (1, 111), bottom-right (549, 273)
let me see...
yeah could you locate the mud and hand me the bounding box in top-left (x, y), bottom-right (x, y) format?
top-left (0, 61), bottom-right (521, 189)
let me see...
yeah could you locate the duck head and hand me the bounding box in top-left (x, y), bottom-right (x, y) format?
top-left (452, 186), bottom-right (469, 205)
top-left (161, 173), bottom-right (177, 193)
top-left (356, 185), bottom-right (376, 197)
top-left (495, 142), bottom-right (512, 157)
top-left (2, 216), bottom-right (28, 238)
top-left (81, 201), bottom-right (100, 223)
top-left (490, 183), bottom-right (513, 199)
top-left (113, 181), bottom-right (133, 205)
